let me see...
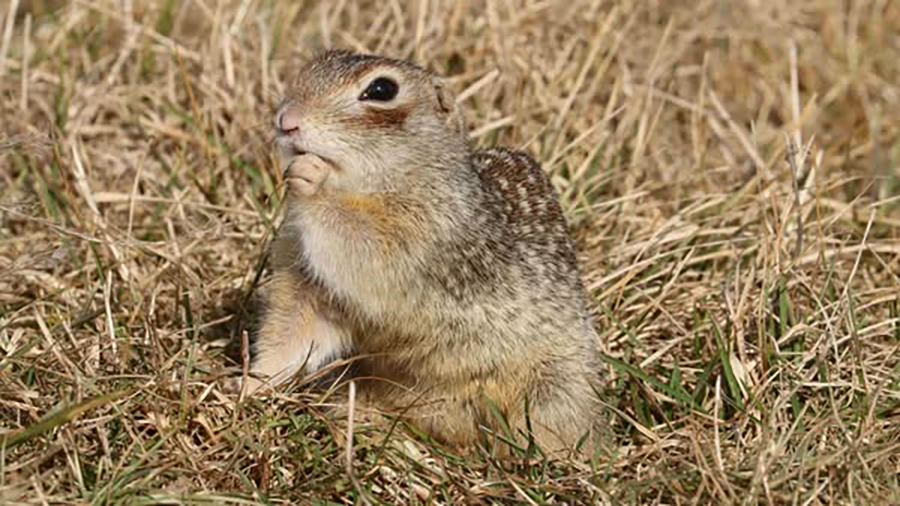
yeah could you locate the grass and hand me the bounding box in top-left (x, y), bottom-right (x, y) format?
top-left (1, 0), bottom-right (899, 504)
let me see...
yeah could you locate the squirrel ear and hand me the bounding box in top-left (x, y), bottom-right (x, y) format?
top-left (433, 80), bottom-right (452, 114)
top-left (432, 78), bottom-right (467, 136)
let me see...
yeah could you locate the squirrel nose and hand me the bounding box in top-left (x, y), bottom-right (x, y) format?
top-left (275, 106), bottom-right (301, 135)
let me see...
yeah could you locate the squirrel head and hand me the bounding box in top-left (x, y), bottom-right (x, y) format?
top-left (275, 50), bottom-right (469, 194)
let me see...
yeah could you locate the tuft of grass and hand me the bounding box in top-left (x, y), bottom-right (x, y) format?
top-left (1, 0), bottom-right (899, 504)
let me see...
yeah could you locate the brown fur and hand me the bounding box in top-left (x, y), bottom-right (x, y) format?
top-left (250, 50), bottom-right (604, 456)
top-left (352, 105), bottom-right (411, 129)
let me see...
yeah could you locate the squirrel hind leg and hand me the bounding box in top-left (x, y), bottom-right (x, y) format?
top-left (245, 272), bottom-right (351, 395)
top-left (522, 376), bottom-right (603, 456)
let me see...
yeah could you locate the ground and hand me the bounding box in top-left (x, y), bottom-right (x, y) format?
top-left (1, 0), bottom-right (899, 504)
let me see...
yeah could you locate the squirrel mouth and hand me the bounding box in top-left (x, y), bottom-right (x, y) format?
top-left (275, 135), bottom-right (341, 176)
top-left (275, 133), bottom-right (306, 154)
top-left (280, 141), bottom-right (307, 158)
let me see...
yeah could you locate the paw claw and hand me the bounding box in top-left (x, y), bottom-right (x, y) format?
top-left (223, 375), bottom-right (269, 396)
top-left (222, 376), bottom-right (243, 394)
top-left (285, 154), bottom-right (330, 196)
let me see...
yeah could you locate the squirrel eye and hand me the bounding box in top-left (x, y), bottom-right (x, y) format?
top-left (359, 77), bottom-right (399, 102)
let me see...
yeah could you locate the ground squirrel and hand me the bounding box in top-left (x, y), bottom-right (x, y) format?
top-left (247, 50), bottom-right (603, 454)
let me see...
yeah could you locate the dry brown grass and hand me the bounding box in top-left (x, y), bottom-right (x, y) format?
top-left (1, 0), bottom-right (899, 504)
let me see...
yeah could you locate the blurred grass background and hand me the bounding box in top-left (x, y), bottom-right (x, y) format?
top-left (1, 0), bottom-right (898, 504)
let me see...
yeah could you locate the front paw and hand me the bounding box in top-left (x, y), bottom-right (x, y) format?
top-left (223, 375), bottom-right (270, 396)
top-left (285, 154), bottom-right (331, 197)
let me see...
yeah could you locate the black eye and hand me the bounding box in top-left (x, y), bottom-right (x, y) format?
top-left (359, 77), bottom-right (399, 102)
